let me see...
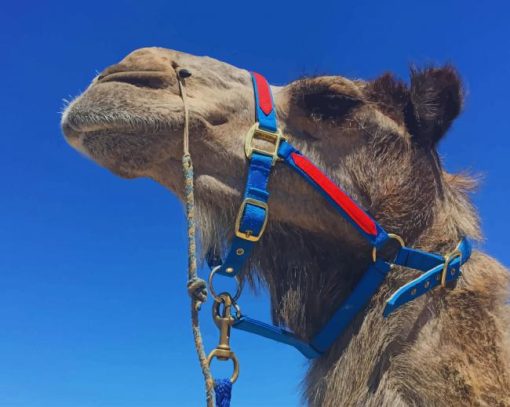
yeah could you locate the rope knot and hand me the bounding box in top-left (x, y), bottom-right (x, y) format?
top-left (187, 277), bottom-right (208, 310)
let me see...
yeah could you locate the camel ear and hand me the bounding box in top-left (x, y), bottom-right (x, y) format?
top-left (405, 66), bottom-right (463, 145)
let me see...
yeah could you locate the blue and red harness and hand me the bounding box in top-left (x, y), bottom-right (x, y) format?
top-left (207, 72), bottom-right (471, 359)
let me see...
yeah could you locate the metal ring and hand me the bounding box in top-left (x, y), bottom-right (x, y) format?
top-left (207, 349), bottom-right (240, 383)
top-left (208, 266), bottom-right (243, 303)
top-left (232, 302), bottom-right (242, 319)
top-left (371, 233), bottom-right (405, 263)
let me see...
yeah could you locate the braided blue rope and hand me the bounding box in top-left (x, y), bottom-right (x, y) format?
top-left (214, 379), bottom-right (232, 407)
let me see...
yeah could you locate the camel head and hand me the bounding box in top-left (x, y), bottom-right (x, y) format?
top-left (62, 47), bottom-right (472, 265)
top-left (62, 48), bottom-right (510, 407)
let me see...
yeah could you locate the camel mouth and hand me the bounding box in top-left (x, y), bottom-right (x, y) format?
top-left (60, 79), bottom-right (186, 177)
top-left (61, 103), bottom-right (182, 144)
top-left (61, 109), bottom-right (101, 152)
top-left (61, 78), bottom-right (184, 141)
top-left (61, 116), bottom-right (116, 142)
top-left (61, 120), bottom-right (181, 178)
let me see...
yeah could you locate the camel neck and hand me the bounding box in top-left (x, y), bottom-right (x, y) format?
top-left (255, 219), bottom-right (459, 352)
top-left (256, 225), bottom-right (438, 405)
top-left (256, 225), bottom-right (374, 343)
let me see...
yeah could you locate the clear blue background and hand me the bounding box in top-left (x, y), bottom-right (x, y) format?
top-left (1, 1), bottom-right (509, 406)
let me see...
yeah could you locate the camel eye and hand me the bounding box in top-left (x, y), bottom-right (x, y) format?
top-left (303, 92), bottom-right (362, 120)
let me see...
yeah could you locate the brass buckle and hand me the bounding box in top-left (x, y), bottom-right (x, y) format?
top-left (244, 122), bottom-right (285, 166)
top-left (440, 249), bottom-right (462, 288)
top-left (234, 198), bottom-right (268, 242)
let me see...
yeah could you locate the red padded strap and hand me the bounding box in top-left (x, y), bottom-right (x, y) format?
top-left (291, 152), bottom-right (377, 236)
top-left (252, 72), bottom-right (273, 115)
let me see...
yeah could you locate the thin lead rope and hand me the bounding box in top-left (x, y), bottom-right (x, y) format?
top-left (178, 69), bottom-right (191, 156)
top-left (176, 69), bottom-right (215, 407)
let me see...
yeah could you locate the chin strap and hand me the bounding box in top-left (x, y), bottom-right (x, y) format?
top-left (206, 71), bottom-right (472, 359)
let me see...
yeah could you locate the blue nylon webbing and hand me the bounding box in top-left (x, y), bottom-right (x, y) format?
top-left (216, 153), bottom-right (273, 276)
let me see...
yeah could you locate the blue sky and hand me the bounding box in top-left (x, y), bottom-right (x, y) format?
top-left (1, 1), bottom-right (509, 406)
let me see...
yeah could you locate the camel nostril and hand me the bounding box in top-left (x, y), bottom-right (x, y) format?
top-left (178, 68), bottom-right (192, 79)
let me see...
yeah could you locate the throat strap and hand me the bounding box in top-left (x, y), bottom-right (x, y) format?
top-left (384, 239), bottom-right (471, 315)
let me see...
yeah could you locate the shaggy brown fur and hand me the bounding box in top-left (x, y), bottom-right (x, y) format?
top-left (61, 47), bottom-right (510, 406)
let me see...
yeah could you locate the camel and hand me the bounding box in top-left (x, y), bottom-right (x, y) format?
top-left (61, 47), bottom-right (510, 406)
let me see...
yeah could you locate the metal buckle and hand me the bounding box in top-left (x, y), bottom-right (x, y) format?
top-left (244, 122), bottom-right (285, 165)
top-left (371, 233), bottom-right (405, 264)
top-left (234, 198), bottom-right (268, 242)
top-left (440, 249), bottom-right (462, 288)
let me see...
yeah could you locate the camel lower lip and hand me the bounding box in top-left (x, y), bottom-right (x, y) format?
top-left (62, 122), bottom-right (78, 139)
top-left (62, 122), bottom-right (95, 138)
top-left (62, 109), bottom-right (177, 140)
top-left (61, 98), bottom-right (183, 140)
top-left (62, 120), bottom-right (128, 141)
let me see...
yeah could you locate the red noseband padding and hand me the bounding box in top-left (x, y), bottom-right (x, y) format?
top-left (252, 72), bottom-right (273, 116)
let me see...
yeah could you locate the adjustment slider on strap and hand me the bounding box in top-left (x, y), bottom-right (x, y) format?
top-left (234, 198), bottom-right (269, 242)
top-left (441, 247), bottom-right (462, 287)
top-left (244, 122), bottom-right (286, 166)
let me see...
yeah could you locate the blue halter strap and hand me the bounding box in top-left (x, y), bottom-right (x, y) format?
top-left (207, 72), bottom-right (472, 359)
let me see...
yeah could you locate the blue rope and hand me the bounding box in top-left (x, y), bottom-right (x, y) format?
top-left (214, 379), bottom-right (232, 407)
